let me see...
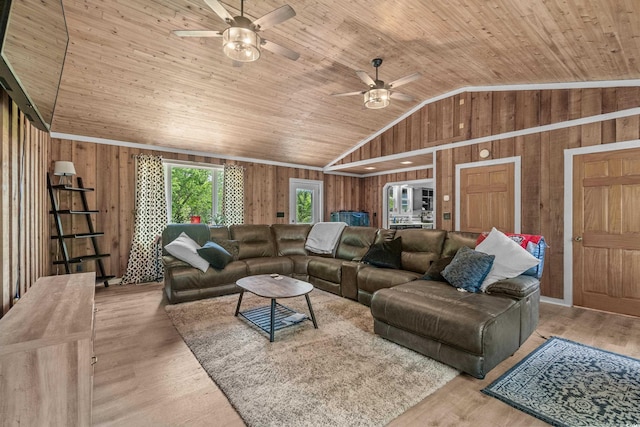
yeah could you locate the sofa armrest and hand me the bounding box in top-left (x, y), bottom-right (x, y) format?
top-left (485, 275), bottom-right (540, 299)
top-left (341, 261), bottom-right (363, 300)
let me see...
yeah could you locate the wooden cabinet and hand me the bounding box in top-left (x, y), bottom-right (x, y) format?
top-left (0, 273), bottom-right (96, 426)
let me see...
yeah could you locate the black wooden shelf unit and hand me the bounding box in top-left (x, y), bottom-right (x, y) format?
top-left (47, 173), bottom-right (114, 287)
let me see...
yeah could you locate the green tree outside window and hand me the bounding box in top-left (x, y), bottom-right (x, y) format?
top-left (169, 166), bottom-right (223, 224)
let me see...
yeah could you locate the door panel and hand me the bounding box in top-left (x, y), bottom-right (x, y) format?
top-left (573, 147), bottom-right (640, 317)
top-left (459, 163), bottom-right (515, 233)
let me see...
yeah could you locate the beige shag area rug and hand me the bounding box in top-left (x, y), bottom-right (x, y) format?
top-left (165, 289), bottom-right (458, 427)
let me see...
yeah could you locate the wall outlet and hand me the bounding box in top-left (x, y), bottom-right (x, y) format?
top-left (443, 212), bottom-right (451, 220)
top-left (276, 212), bottom-right (285, 218)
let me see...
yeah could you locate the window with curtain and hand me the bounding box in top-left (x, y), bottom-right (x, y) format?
top-left (164, 162), bottom-right (224, 225)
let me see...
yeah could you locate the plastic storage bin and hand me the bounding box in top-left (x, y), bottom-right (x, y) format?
top-left (330, 211), bottom-right (370, 226)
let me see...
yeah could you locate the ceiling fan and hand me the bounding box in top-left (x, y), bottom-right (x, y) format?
top-left (332, 58), bottom-right (421, 109)
top-left (173, 0), bottom-right (299, 64)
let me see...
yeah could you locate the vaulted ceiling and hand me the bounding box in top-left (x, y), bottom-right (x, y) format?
top-left (48, 0), bottom-right (640, 168)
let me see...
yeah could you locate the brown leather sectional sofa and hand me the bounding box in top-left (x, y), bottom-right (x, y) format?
top-left (162, 223), bottom-right (541, 378)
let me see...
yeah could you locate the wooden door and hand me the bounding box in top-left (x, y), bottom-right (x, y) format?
top-left (573, 148), bottom-right (640, 317)
top-left (459, 163), bottom-right (515, 233)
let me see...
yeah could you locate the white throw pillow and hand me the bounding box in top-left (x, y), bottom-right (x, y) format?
top-left (164, 232), bottom-right (209, 273)
top-left (475, 227), bottom-right (540, 291)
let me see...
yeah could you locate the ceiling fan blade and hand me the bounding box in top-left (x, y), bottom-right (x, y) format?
top-left (204, 0), bottom-right (235, 24)
top-left (253, 5), bottom-right (296, 31)
top-left (261, 39), bottom-right (300, 61)
top-left (356, 70), bottom-right (376, 87)
top-left (173, 30), bottom-right (223, 37)
top-left (390, 92), bottom-right (415, 102)
top-left (331, 91), bottom-right (364, 97)
top-left (388, 72), bottom-right (421, 88)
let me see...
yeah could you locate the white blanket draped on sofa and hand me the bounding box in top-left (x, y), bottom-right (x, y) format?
top-left (305, 222), bottom-right (347, 254)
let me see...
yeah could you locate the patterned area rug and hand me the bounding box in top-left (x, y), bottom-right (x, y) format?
top-left (165, 289), bottom-right (458, 427)
top-left (482, 337), bottom-right (640, 427)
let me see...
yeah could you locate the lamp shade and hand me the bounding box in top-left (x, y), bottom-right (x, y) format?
top-left (364, 88), bottom-right (390, 109)
top-left (222, 27), bottom-right (261, 62)
top-left (53, 161), bottom-right (76, 176)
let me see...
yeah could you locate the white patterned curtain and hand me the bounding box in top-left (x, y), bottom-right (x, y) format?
top-left (223, 164), bottom-right (244, 225)
top-left (121, 155), bottom-right (168, 284)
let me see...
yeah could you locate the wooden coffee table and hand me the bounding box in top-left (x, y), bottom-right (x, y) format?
top-left (234, 274), bottom-right (319, 342)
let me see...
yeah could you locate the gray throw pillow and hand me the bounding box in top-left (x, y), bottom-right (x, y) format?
top-left (442, 246), bottom-right (495, 293)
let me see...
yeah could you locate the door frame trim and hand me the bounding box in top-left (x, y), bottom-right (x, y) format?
top-left (455, 156), bottom-right (521, 232)
top-left (289, 178), bottom-right (324, 224)
top-left (561, 138), bottom-right (640, 307)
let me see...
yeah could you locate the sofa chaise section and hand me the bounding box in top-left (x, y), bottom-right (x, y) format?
top-left (356, 228), bottom-right (447, 306)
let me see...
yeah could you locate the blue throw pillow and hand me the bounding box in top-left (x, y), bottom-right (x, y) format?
top-left (442, 246), bottom-right (495, 293)
top-left (197, 241), bottom-right (233, 270)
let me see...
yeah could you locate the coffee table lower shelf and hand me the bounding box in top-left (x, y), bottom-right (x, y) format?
top-left (237, 301), bottom-right (314, 341)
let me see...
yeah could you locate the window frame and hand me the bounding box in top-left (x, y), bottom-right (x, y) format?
top-left (163, 160), bottom-right (224, 224)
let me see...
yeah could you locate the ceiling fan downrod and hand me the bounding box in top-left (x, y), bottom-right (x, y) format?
top-left (372, 58), bottom-right (383, 86)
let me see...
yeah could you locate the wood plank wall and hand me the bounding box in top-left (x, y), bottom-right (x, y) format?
top-left (48, 140), bottom-right (363, 278)
top-left (0, 90), bottom-right (50, 316)
top-left (49, 86), bottom-right (640, 301)
top-left (355, 87), bottom-right (640, 300)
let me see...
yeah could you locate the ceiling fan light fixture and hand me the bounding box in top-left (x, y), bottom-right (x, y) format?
top-left (222, 27), bottom-right (261, 62)
top-left (364, 88), bottom-right (390, 109)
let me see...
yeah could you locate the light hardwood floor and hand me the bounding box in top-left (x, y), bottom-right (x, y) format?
top-left (92, 283), bottom-right (640, 426)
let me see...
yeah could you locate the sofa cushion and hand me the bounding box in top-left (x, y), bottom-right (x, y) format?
top-left (164, 232), bottom-right (210, 273)
top-left (357, 265), bottom-right (422, 295)
top-left (168, 260), bottom-right (247, 291)
top-left (442, 246), bottom-right (495, 293)
top-left (370, 280), bottom-right (519, 355)
top-left (374, 228), bottom-right (396, 244)
top-left (197, 241), bottom-right (233, 270)
top-left (209, 225), bottom-right (230, 240)
top-left (394, 229), bottom-right (447, 274)
top-left (288, 255), bottom-right (312, 276)
top-left (422, 256), bottom-right (453, 282)
top-left (162, 255), bottom-right (191, 269)
top-left (475, 227), bottom-right (540, 291)
top-left (244, 257), bottom-right (294, 276)
top-left (361, 237), bottom-right (403, 269)
top-left (336, 227), bottom-right (378, 261)
top-left (271, 224), bottom-right (311, 256)
top-left (442, 231), bottom-right (480, 257)
top-left (230, 224), bottom-right (276, 259)
top-left (308, 258), bottom-right (344, 283)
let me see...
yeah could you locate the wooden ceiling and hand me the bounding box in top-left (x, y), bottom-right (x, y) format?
top-left (48, 0), bottom-right (640, 169)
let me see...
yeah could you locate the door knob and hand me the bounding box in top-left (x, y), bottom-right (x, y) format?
top-left (574, 236), bottom-right (583, 242)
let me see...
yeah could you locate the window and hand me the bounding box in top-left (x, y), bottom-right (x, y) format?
top-left (164, 162), bottom-right (224, 225)
top-left (289, 179), bottom-right (323, 224)
top-left (296, 188), bottom-right (313, 223)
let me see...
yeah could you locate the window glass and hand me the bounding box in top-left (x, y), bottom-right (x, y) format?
top-left (165, 163), bottom-right (224, 224)
top-left (296, 188), bottom-right (313, 224)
